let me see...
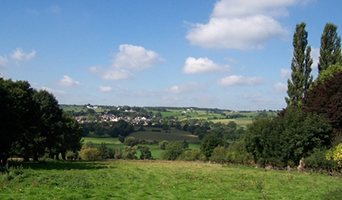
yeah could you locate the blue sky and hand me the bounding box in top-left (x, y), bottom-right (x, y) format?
top-left (0, 0), bottom-right (341, 110)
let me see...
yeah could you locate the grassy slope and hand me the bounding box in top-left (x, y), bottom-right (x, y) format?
top-left (1, 160), bottom-right (341, 200)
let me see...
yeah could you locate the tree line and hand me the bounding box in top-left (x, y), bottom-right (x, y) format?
top-left (0, 78), bottom-right (83, 166)
top-left (245, 22), bottom-right (342, 170)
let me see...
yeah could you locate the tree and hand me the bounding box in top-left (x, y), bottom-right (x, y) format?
top-left (80, 148), bottom-right (101, 161)
top-left (124, 136), bottom-right (138, 147)
top-left (32, 90), bottom-right (63, 160)
top-left (161, 142), bottom-right (184, 160)
top-left (304, 69), bottom-right (342, 135)
top-left (200, 134), bottom-right (223, 159)
top-left (99, 142), bottom-right (108, 159)
top-left (318, 23), bottom-right (342, 73)
top-left (159, 140), bottom-right (169, 150)
top-left (58, 111), bottom-right (83, 160)
top-left (118, 135), bottom-right (125, 143)
top-left (182, 139), bottom-right (189, 150)
top-left (245, 107), bottom-right (332, 167)
top-left (138, 146), bottom-right (152, 160)
top-left (286, 22), bottom-right (313, 106)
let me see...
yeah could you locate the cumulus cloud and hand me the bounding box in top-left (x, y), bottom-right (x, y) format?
top-left (186, 0), bottom-right (294, 49)
top-left (273, 82), bottom-right (287, 94)
top-left (90, 44), bottom-right (163, 81)
top-left (58, 75), bottom-right (84, 87)
top-left (165, 82), bottom-right (204, 94)
top-left (11, 48), bottom-right (36, 61)
top-left (41, 87), bottom-right (66, 95)
top-left (281, 68), bottom-right (291, 79)
top-left (182, 57), bottom-right (231, 74)
top-left (217, 75), bottom-right (266, 86)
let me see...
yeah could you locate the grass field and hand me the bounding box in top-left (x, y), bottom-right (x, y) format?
top-left (1, 160), bottom-right (341, 199)
top-left (82, 136), bottom-right (201, 159)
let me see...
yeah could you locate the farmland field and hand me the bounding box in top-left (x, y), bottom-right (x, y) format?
top-left (82, 136), bottom-right (200, 159)
top-left (129, 127), bottom-right (201, 143)
top-left (1, 160), bottom-right (341, 199)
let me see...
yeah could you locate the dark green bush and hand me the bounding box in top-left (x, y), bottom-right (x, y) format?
top-left (305, 148), bottom-right (338, 172)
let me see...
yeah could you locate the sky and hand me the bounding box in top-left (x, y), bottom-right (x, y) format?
top-left (1, 0), bottom-right (341, 111)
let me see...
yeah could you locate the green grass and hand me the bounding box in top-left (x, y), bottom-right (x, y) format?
top-left (82, 136), bottom-right (201, 159)
top-left (1, 160), bottom-right (341, 199)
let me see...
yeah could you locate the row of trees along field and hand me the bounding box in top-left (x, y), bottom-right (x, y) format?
top-left (0, 79), bottom-right (83, 166)
top-left (244, 22), bottom-right (342, 170)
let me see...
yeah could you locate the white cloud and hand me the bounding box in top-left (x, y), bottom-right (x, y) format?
top-left (114, 44), bottom-right (163, 70)
top-left (11, 48), bottom-right (36, 61)
top-left (90, 44), bottom-right (163, 81)
top-left (165, 82), bottom-right (204, 94)
top-left (281, 68), bottom-right (291, 79)
top-left (0, 56), bottom-right (9, 68)
top-left (182, 57), bottom-right (231, 74)
top-left (99, 86), bottom-right (113, 92)
top-left (273, 82), bottom-right (287, 94)
top-left (186, 0), bottom-right (294, 49)
top-left (217, 75), bottom-right (266, 86)
top-left (58, 75), bottom-right (84, 87)
top-left (41, 87), bottom-right (66, 95)
top-left (311, 46), bottom-right (319, 70)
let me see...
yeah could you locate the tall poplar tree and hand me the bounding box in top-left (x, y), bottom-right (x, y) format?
top-left (286, 22), bottom-right (313, 106)
top-left (318, 23), bottom-right (342, 73)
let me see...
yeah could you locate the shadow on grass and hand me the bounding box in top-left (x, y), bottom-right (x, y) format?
top-left (8, 160), bottom-right (111, 170)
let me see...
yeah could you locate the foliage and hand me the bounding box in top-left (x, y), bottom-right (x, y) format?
top-left (98, 142), bottom-right (108, 159)
top-left (161, 142), bottom-right (184, 160)
top-left (209, 146), bottom-right (227, 163)
top-left (79, 148), bottom-right (101, 161)
top-left (0, 78), bottom-right (82, 163)
top-left (124, 136), bottom-right (138, 147)
top-left (326, 143), bottom-right (342, 167)
top-left (118, 135), bottom-right (125, 143)
top-left (245, 107), bottom-right (332, 167)
top-left (200, 134), bottom-right (223, 159)
top-left (304, 148), bottom-right (338, 172)
top-left (81, 141), bottom-right (95, 150)
top-left (226, 141), bottom-right (254, 165)
top-left (304, 70), bottom-right (342, 134)
top-left (123, 146), bottom-right (137, 160)
top-left (138, 146), bottom-right (152, 160)
top-left (159, 140), bottom-right (169, 150)
top-left (286, 22), bottom-right (313, 106)
top-left (318, 23), bottom-right (342, 73)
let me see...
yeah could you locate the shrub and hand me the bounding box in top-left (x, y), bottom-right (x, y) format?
top-left (226, 141), bottom-right (253, 165)
top-left (80, 148), bottom-right (101, 161)
top-left (114, 148), bottom-right (122, 159)
top-left (159, 140), bottom-right (169, 150)
top-left (124, 136), bottom-right (138, 147)
top-left (305, 148), bottom-right (337, 171)
top-left (138, 146), bottom-right (152, 160)
top-left (210, 146), bottom-right (227, 163)
top-left (161, 142), bottom-right (184, 160)
top-left (66, 151), bottom-right (78, 160)
top-left (123, 146), bottom-right (137, 160)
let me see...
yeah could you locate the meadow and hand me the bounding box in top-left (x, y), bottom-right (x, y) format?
top-left (82, 136), bottom-right (201, 159)
top-left (1, 160), bottom-right (341, 200)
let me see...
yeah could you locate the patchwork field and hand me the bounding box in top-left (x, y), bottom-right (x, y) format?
top-left (82, 136), bottom-right (200, 159)
top-left (1, 160), bottom-right (341, 199)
